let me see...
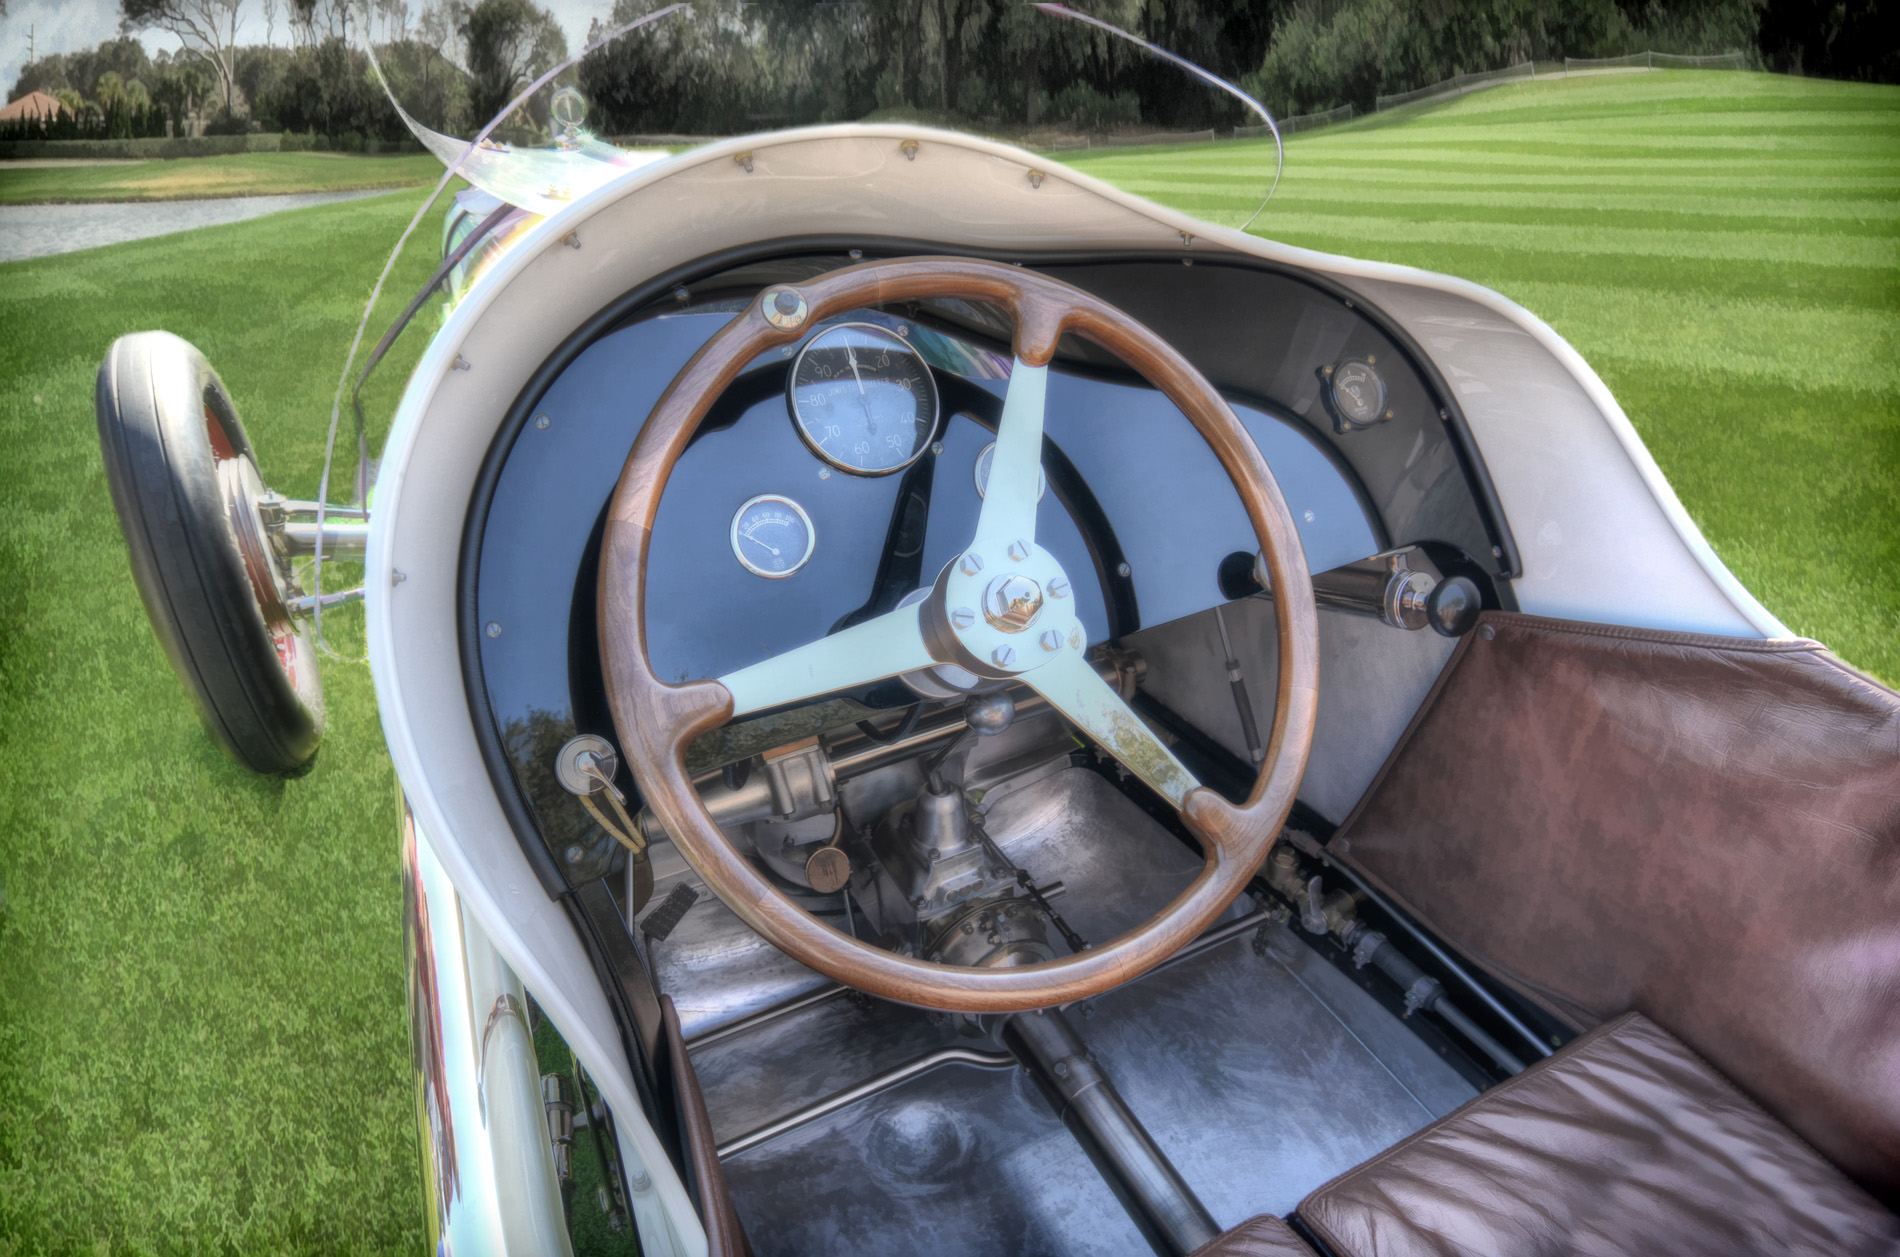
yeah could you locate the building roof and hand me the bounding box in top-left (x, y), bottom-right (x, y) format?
top-left (1, 91), bottom-right (67, 123)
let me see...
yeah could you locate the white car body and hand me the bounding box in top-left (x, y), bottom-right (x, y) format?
top-left (367, 126), bottom-right (1787, 1256)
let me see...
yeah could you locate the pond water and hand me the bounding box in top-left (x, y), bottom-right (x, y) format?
top-left (0, 188), bottom-right (396, 263)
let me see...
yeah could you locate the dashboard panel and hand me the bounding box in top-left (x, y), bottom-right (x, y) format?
top-left (465, 246), bottom-right (1512, 885)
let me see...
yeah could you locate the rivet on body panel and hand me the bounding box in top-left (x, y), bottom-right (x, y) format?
top-left (1027, 169), bottom-right (1045, 189)
top-left (563, 231), bottom-right (581, 249)
top-left (734, 151), bottom-right (754, 173)
top-left (901, 139), bottom-right (920, 161)
top-left (451, 354), bottom-right (471, 371)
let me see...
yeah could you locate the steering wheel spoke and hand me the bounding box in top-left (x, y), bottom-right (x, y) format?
top-left (971, 359), bottom-right (1048, 553)
top-left (719, 601), bottom-right (935, 717)
top-left (1025, 649), bottom-right (1197, 808)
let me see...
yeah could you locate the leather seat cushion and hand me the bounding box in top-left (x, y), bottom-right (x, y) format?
top-left (1188, 1214), bottom-right (1316, 1257)
top-left (1329, 614), bottom-right (1900, 1193)
top-left (1298, 1012), bottom-right (1899, 1257)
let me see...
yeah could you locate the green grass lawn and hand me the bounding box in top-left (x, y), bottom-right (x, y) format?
top-left (0, 69), bottom-right (1893, 1254)
top-left (0, 190), bottom-right (435, 1252)
top-left (0, 152), bottom-right (442, 204)
top-left (1069, 69), bottom-right (1900, 681)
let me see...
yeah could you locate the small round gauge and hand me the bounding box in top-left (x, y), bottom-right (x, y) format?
top-left (1327, 358), bottom-right (1389, 427)
top-left (730, 494), bottom-right (815, 579)
top-left (789, 323), bottom-right (939, 475)
top-left (973, 440), bottom-right (1047, 502)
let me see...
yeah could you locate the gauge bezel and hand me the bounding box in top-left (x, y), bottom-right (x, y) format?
top-left (1323, 356), bottom-right (1391, 432)
top-left (973, 439), bottom-right (1047, 503)
top-left (729, 493), bottom-right (817, 579)
top-left (787, 321), bottom-right (941, 477)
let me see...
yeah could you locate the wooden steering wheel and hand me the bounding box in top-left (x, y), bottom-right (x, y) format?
top-left (600, 257), bottom-right (1318, 1013)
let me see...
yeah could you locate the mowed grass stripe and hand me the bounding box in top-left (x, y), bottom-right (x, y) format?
top-left (1093, 163), bottom-right (1900, 194)
top-left (1105, 186), bottom-right (1900, 235)
top-left (0, 151), bottom-right (441, 205)
top-left (1209, 238), bottom-right (1899, 316)
top-left (1366, 69), bottom-right (1897, 117)
top-left (1159, 212), bottom-right (1897, 269)
top-left (1496, 281), bottom-right (1900, 393)
top-left (1103, 145), bottom-right (1900, 178)
top-left (1069, 69), bottom-right (1900, 680)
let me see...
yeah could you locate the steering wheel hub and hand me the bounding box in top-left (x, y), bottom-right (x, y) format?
top-left (982, 574), bottom-right (1044, 633)
top-left (928, 539), bottom-right (1081, 678)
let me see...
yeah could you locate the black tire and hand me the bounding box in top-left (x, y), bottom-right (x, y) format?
top-left (97, 331), bottom-right (324, 775)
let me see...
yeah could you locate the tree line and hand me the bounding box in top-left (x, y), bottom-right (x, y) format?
top-left (5, 1), bottom-right (502, 145)
top-left (4, 0), bottom-right (1890, 147)
top-left (580, 0), bottom-right (1881, 136)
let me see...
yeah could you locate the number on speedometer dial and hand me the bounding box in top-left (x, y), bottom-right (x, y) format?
top-left (788, 323), bottom-right (939, 475)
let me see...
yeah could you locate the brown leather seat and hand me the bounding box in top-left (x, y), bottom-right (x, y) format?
top-left (1188, 1214), bottom-right (1317, 1256)
top-left (1282, 1011), bottom-right (1900, 1257)
top-left (1330, 614), bottom-right (1900, 1195)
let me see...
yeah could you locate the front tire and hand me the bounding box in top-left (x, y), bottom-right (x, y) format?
top-left (96, 331), bottom-right (324, 775)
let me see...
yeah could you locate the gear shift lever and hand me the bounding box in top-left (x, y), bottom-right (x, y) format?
top-left (922, 690), bottom-right (1016, 793)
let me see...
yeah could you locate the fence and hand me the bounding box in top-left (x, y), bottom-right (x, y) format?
top-left (0, 133), bottom-right (281, 161)
top-left (1236, 103), bottom-right (1356, 139)
top-left (607, 133), bottom-right (726, 147)
top-left (0, 132), bottom-right (425, 161)
top-left (1093, 128), bottom-right (1216, 148)
top-left (1375, 61), bottom-right (1536, 111)
top-left (1564, 50), bottom-right (1745, 71)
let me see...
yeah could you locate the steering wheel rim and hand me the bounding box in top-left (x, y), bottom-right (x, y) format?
top-left (599, 257), bottom-right (1318, 1013)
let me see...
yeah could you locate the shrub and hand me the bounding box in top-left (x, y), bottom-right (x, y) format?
top-left (1044, 83), bottom-right (1141, 131)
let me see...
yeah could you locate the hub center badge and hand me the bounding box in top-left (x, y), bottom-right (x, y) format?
top-left (983, 575), bottom-right (1044, 633)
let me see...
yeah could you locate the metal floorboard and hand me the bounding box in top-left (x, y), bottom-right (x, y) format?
top-left (712, 930), bottom-right (1474, 1253)
top-left (679, 766), bottom-right (1476, 1252)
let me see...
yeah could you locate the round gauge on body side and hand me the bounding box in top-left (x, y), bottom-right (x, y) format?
top-left (973, 441), bottom-right (1047, 503)
top-left (730, 494), bottom-right (816, 578)
top-left (789, 323), bottom-right (939, 475)
top-left (1325, 357), bottom-right (1390, 430)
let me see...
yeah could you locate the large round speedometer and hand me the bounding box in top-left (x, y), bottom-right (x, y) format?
top-left (788, 323), bottom-right (939, 475)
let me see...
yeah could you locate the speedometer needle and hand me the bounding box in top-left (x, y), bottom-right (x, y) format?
top-left (742, 534), bottom-right (781, 557)
top-left (846, 345), bottom-right (867, 394)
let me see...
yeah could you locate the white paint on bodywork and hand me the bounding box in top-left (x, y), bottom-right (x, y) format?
top-left (1340, 278), bottom-right (1788, 636)
top-left (368, 125), bottom-right (1787, 1249)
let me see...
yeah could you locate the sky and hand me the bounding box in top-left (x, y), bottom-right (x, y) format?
top-left (0, 0), bottom-right (616, 108)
